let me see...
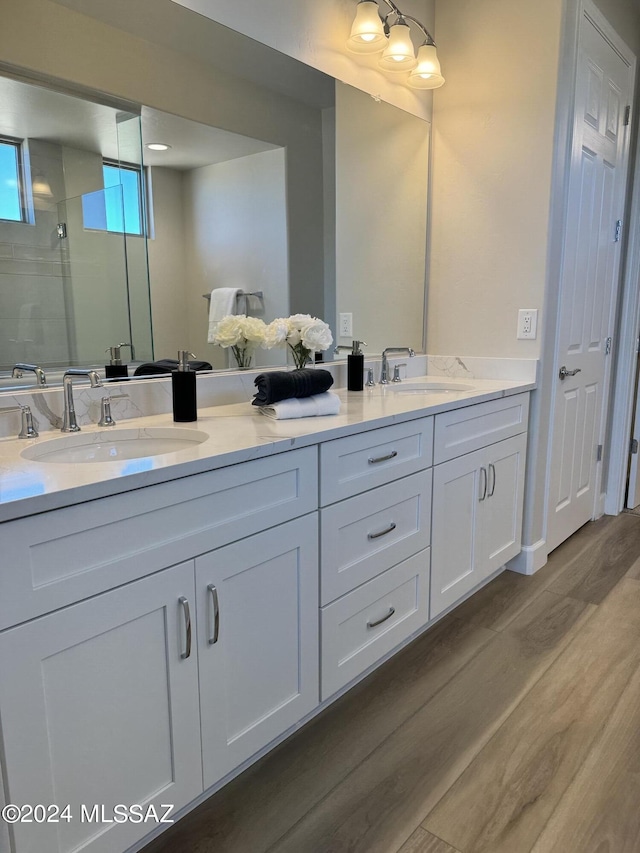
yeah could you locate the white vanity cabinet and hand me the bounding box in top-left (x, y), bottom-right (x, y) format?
top-left (0, 386), bottom-right (532, 853)
top-left (195, 515), bottom-right (319, 789)
top-left (0, 561), bottom-right (203, 853)
top-left (430, 395), bottom-right (529, 617)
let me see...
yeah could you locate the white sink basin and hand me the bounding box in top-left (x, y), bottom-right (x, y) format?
top-left (391, 381), bottom-right (476, 394)
top-left (21, 427), bottom-right (209, 464)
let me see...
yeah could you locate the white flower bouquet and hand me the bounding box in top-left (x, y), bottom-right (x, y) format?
top-left (264, 314), bottom-right (333, 369)
top-left (211, 315), bottom-right (268, 369)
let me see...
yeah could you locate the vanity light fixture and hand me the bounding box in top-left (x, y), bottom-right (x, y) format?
top-left (347, 0), bottom-right (445, 89)
top-left (145, 142), bottom-right (172, 151)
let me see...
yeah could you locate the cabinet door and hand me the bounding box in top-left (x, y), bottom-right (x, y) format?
top-left (0, 562), bottom-right (202, 853)
top-left (196, 514), bottom-right (319, 789)
top-left (484, 433), bottom-right (527, 575)
top-left (431, 447), bottom-right (486, 618)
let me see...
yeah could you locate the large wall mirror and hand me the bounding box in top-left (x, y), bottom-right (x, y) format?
top-left (0, 20), bottom-right (429, 389)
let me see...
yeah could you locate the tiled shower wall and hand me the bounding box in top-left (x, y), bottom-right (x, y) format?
top-left (0, 139), bottom-right (72, 369)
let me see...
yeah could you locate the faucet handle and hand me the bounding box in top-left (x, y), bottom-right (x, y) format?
top-left (98, 397), bottom-right (116, 427)
top-left (392, 363), bottom-right (407, 383)
top-left (19, 406), bottom-right (39, 439)
top-left (0, 405), bottom-right (39, 438)
top-left (365, 368), bottom-right (375, 387)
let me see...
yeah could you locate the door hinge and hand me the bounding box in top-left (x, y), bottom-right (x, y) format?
top-left (597, 444), bottom-right (603, 462)
top-left (56, 223), bottom-right (67, 239)
top-left (605, 336), bottom-right (612, 355)
top-left (625, 105), bottom-right (631, 126)
top-left (615, 220), bottom-right (623, 242)
top-left (631, 439), bottom-right (638, 455)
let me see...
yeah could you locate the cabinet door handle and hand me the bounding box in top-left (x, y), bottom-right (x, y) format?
top-left (488, 463), bottom-right (496, 497)
top-left (479, 466), bottom-right (488, 501)
top-left (367, 607), bottom-right (396, 628)
top-left (179, 596), bottom-right (192, 660)
top-left (368, 450), bottom-right (398, 464)
top-left (368, 522), bottom-right (397, 540)
top-left (207, 583), bottom-right (220, 645)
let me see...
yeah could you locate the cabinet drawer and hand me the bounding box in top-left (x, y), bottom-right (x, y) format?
top-left (320, 549), bottom-right (430, 700)
top-left (320, 470), bottom-right (431, 604)
top-left (320, 417), bottom-right (433, 505)
top-left (433, 393), bottom-right (529, 464)
top-left (0, 447), bottom-right (317, 630)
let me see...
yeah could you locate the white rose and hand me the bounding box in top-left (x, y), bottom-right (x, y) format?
top-left (263, 318), bottom-right (289, 349)
top-left (286, 314), bottom-right (313, 346)
top-left (300, 318), bottom-right (333, 351)
top-left (241, 316), bottom-right (268, 345)
top-left (213, 314), bottom-right (246, 347)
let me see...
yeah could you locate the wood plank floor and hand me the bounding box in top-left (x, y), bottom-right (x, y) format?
top-left (140, 512), bottom-right (640, 853)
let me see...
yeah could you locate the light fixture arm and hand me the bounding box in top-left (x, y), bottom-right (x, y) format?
top-left (378, 0), bottom-right (437, 46)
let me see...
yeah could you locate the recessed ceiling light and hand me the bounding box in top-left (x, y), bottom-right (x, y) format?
top-left (145, 143), bottom-right (171, 151)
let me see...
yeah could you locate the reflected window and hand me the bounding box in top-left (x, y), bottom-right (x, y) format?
top-left (0, 138), bottom-right (25, 223)
top-left (82, 160), bottom-right (144, 235)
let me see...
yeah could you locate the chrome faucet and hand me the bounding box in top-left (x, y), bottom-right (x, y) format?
top-left (62, 369), bottom-right (102, 432)
top-left (379, 347), bottom-right (415, 384)
top-left (12, 363), bottom-right (47, 386)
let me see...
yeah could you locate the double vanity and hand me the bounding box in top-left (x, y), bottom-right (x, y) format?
top-left (0, 368), bottom-right (533, 853)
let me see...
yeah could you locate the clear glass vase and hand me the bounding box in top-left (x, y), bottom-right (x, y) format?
top-left (231, 345), bottom-right (253, 370)
top-left (288, 343), bottom-right (313, 370)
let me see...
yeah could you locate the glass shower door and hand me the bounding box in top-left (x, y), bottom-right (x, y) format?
top-left (58, 185), bottom-right (131, 366)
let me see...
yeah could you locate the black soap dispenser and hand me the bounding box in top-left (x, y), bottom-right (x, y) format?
top-left (335, 340), bottom-right (367, 391)
top-left (347, 340), bottom-right (366, 391)
top-left (172, 350), bottom-right (197, 422)
top-left (105, 343), bottom-right (132, 379)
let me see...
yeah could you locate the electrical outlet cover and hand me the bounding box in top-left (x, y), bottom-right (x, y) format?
top-left (517, 309), bottom-right (538, 340)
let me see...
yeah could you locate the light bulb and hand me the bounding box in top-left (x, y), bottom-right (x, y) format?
top-left (347, 1), bottom-right (386, 54)
top-left (408, 43), bottom-right (445, 89)
top-left (378, 19), bottom-right (417, 72)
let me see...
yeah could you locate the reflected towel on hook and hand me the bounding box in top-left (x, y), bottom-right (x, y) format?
top-left (257, 392), bottom-right (341, 420)
top-left (207, 288), bottom-right (241, 342)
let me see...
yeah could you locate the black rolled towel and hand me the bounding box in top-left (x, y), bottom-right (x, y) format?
top-left (252, 368), bottom-right (334, 406)
top-left (133, 359), bottom-right (212, 377)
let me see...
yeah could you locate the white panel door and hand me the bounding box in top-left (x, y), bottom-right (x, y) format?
top-left (196, 514), bottom-right (319, 790)
top-left (0, 562), bottom-right (202, 853)
top-left (547, 7), bottom-right (635, 552)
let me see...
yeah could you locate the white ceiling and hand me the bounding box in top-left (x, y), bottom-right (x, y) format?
top-left (0, 75), bottom-right (279, 170)
top-left (141, 109), bottom-right (278, 169)
top-left (0, 76), bottom-right (121, 157)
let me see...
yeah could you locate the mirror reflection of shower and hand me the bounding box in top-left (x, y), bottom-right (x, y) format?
top-left (0, 77), bottom-right (153, 372)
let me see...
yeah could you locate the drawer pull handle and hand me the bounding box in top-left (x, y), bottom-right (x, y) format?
top-left (367, 607), bottom-right (396, 628)
top-left (208, 584), bottom-right (220, 645)
top-left (368, 450), bottom-right (398, 465)
top-left (479, 466), bottom-right (488, 501)
top-left (368, 522), bottom-right (397, 540)
top-left (179, 596), bottom-right (192, 660)
top-left (488, 463), bottom-right (496, 497)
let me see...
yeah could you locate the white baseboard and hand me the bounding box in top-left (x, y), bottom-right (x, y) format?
top-left (507, 539), bottom-right (548, 575)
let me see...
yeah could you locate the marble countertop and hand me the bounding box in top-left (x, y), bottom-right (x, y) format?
top-left (0, 376), bottom-right (535, 523)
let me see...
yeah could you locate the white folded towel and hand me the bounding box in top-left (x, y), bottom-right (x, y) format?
top-left (258, 391), bottom-right (341, 420)
top-left (207, 288), bottom-right (241, 343)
